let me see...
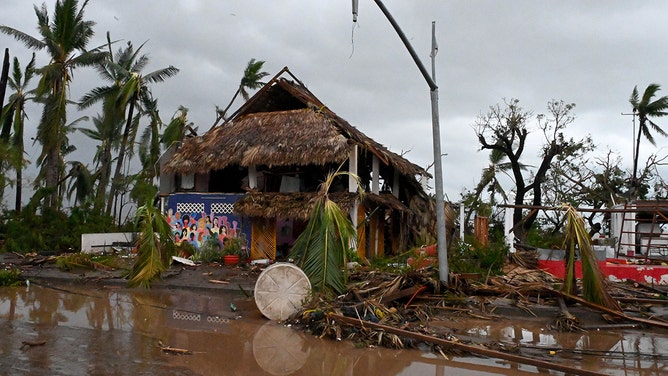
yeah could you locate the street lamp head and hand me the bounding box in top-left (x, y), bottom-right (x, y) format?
top-left (352, 0), bottom-right (358, 22)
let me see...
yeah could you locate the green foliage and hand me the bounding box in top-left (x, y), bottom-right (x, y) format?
top-left (448, 237), bottom-right (507, 276)
top-left (55, 252), bottom-right (123, 271)
top-left (175, 241), bottom-right (195, 258)
top-left (0, 268), bottom-right (23, 286)
top-left (222, 237), bottom-right (243, 256)
top-left (291, 171), bottom-right (362, 295)
top-left (525, 219), bottom-right (565, 250)
top-left (192, 237), bottom-right (223, 264)
top-left (127, 202), bottom-right (175, 288)
top-left (0, 204), bottom-right (118, 253)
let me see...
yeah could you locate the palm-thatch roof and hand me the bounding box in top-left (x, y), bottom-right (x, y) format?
top-left (233, 191), bottom-right (410, 220)
top-left (164, 67), bottom-right (430, 181)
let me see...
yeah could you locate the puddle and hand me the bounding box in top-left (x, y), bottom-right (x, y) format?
top-left (0, 283), bottom-right (666, 375)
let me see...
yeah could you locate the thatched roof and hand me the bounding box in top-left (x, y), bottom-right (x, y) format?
top-left (165, 108), bottom-right (349, 174)
top-left (164, 67), bottom-right (429, 180)
top-left (233, 191), bottom-right (410, 220)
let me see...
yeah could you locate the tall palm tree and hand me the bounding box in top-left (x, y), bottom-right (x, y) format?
top-left (1, 54), bottom-right (36, 212)
top-left (77, 112), bottom-right (121, 211)
top-left (629, 84), bottom-right (668, 198)
top-left (212, 58), bottom-right (269, 128)
top-left (131, 93), bottom-right (165, 205)
top-left (79, 37), bottom-right (178, 215)
top-left (0, 0), bottom-right (106, 209)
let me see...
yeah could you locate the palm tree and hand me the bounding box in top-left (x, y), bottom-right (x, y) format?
top-left (1, 54), bottom-right (36, 212)
top-left (79, 37), bottom-right (178, 215)
top-left (464, 149), bottom-right (516, 228)
top-left (77, 112), bottom-right (121, 211)
top-left (629, 84), bottom-right (668, 198)
top-left (131, 93), bottom-right (164, 205)
top-left (1, 0), bottom-right (107, 209)
top-left (211, 58), bottom-right (269, 128)
top-left (60, 161), bottom-right (94, 206)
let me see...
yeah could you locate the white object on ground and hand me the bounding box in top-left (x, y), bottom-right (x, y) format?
top-left (254, 262), bottom-right (311, 321)
top-left (171, 256), bottom-right (196, 266)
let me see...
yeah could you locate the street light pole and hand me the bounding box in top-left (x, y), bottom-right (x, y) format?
top-left (354, 1), bottom-right (449, 284)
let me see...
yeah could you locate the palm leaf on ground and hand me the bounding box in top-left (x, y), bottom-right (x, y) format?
top-left (291, 171), bottom-right (363, 294)
top-left (127, 202), bottom-right (175, 288)
top-left (560, 204), bottom-right (620, 311)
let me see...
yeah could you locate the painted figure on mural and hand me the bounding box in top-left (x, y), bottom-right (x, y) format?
top-left (188, 232), bottom-right (199, 250)
top-left (211, 217), bottom-right (220, 236)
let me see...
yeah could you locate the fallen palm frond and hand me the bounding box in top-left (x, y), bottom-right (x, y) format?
top-left (560, 204), bottom-right (621, 311)
top-left (508, 249), bottom-right (539, 269)
top-left (127, 202), bottom-right (175, 288)
top-left (291, 169), bottom-right (363, 294)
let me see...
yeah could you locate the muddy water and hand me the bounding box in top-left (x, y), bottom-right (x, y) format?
top-left (0, 284), bottom-right (666, 376)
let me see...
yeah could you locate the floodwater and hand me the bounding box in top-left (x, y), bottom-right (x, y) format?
top-left (0, 284), bottom-right (667, 376)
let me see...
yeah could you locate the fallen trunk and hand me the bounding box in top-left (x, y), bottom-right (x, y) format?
top-left (329, 313), bottom-right (606, 376)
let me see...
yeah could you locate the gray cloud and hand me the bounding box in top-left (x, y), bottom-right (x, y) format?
top-left (2, 0), bottom-right (667, 205)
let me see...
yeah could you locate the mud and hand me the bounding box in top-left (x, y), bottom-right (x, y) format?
top-left (1, 253), bottom-right (667, 375)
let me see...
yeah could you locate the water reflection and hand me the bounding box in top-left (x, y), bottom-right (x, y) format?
top-left (1, 284), bottom-right (666, 375)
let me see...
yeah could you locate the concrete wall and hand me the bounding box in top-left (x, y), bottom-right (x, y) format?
top-left (81, 233), bottom-right (136, 254)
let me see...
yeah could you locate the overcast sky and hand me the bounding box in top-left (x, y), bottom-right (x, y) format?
top-left (2, 1), bottom-right (668, 206)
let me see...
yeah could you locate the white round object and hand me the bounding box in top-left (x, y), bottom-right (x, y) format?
top-left (252, 322), bottom-right (309, 375)
top-left (254, 262), bottom-right (311, 321)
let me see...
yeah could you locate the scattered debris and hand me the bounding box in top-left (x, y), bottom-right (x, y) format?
top-left (158, 340), bottom-right (192, 355)
top-left (20, 340), bottom-right (46, 351)
top-left (286, 260), bottom-right (668, 375)
top-left (172, 256), bottom-right (196, 266)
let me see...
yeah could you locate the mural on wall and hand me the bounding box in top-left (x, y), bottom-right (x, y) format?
top-left (166, 193), bottom-right (249, 252)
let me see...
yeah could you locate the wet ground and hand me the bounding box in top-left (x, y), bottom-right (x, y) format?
top-left (1, 254), bottom-right (668, 375)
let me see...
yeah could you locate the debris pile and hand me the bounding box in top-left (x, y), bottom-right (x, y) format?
top-left (286, 260), bottom-right (668, 376)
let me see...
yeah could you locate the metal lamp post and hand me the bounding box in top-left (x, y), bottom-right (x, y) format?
top-left (353, 1), bottom-right (448, 284)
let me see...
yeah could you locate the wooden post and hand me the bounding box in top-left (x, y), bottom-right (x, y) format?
top-left (474, 215), bottom-right (488, 246)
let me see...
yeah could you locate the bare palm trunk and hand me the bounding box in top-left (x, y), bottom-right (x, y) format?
top-left (14, 121), bottom-right (23, 213)
top-left (45, 146), bottom-right (60, 208)
top-left (631, 118), bottom-right (645, 199)
top-left (15, 167), bottom-right (22, 212)
top-left (95, 143), bottom-right (112, 212)
top-left (0, 49), bottom-right (9, 110)
top-left (106, 100), bottom-right (135, 215)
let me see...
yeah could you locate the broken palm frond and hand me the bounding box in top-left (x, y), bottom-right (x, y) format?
top-left (560, 204), bottom-right (621, 311)
top-left (291, 170), bottom-right (364, 294)
top-left (508, 249), bottom-right (539, 269)
top-left (549, 288), bottom-right (668, 330)
top-left (127, 202), bottom-right (175, 288)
